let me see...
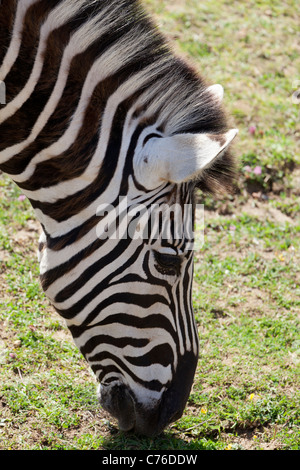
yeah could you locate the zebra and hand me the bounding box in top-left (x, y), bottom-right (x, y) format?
top-left (0, 0), bottom-right (237, 436)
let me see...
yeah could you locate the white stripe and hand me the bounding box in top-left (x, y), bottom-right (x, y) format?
top-left (68, 299), bottom-right (175, 330)
top-left (0, 1), bottom-right (110, 159)
top-left (54, 277), bottom-right (169, 315)
top-left (78, 324), bottom-right (176, 361)
top-left (53, 278), bottom-right (170, 322)
top-left (0, 0), bottom-right (39, 80)
top-left (94, 357), bottom-right (170, 392)
top-left (188, 260), bottom-right (199, 356)
top-left (38, 184), bottom-right (168, 274)
top-left (90, 351), bottom-right (172, 384)
top-left (11, 27), bottom-right (160, 194)
top-left (42, 235), bottom-right (144, 297)
top-left (0, 0), bottom-right (92, 126)
top-left (32, 60), bottom-right (171, 236)
top-left (82, 323), bottom-right (175, 386)
top-left (99, 369), bottom-right (165, 403)
top-left (90, 339), bottom-right (172, 365)
top-left (179, 265), bottom-right (192, 352)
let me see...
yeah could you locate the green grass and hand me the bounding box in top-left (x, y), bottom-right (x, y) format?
top-left (145, 0), bottom-right (300, 180)
top-left (1, 0), bottom-right (299, 450)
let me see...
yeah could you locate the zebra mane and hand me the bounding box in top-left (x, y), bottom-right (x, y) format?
top-left (122, 0), bottom-right (237, 195)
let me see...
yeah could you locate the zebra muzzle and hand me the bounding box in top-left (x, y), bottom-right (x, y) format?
top-left (98, 351), bottom-right (198, 436)
top-left (99, 382), bottom-right (136, 432)
top-left (99, 381), bottom-right (162, 436)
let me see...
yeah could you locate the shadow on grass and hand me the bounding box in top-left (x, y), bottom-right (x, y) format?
top-left (101, 427), bottom-right (220, 451)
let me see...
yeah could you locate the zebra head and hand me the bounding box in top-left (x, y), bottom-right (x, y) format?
top-left (48, 103), bottom-right (237, 436)
top-left (34, 78), bottom-right (237, 436)
top-left (0, 0), bottom-right (237, 437)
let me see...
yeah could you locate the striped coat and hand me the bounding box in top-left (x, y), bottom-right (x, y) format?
top-left (0, 0), bottom-right (237, 435)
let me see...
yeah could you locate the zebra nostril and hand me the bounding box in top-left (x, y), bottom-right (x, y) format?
top-left (98, 382), bottom-right (136, 432)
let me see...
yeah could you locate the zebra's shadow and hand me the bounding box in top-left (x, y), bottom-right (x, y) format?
top-left (100, 424), bottom-right (203, 451)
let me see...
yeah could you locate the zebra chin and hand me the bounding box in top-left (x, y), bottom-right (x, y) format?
top-left (97, 352), bottom-right (198, 436)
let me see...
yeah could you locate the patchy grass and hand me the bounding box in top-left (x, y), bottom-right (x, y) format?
top-left (145, 0), bottom-right (300, 185)
top-left (189, 201), bottom-right (300, 450)
top-left (0, 0), bottom-right (299, 450)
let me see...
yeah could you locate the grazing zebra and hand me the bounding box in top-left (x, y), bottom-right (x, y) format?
top-left (0, 0), bottom-right (237, 436)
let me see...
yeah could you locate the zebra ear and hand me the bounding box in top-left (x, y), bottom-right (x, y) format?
top-left (207, 84), bottom-right (224, 103)
top-left (135, 129), bottom-right (238, 190)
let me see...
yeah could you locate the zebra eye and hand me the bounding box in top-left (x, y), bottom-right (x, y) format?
top-left (153, 250), bottom-right (182, 276)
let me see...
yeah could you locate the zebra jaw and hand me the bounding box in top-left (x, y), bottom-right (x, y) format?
top-left (134, 128), bottom-right (238, 190)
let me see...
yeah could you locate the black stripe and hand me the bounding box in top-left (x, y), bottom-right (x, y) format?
top-left (42, 184), bottom-right (172, 253)
top-left (56, 291), bottom-right (169, 322)
top-left (3, 0), bottom-right (63, 103)
top-left (53, 238), bottom-right (143, 302)
top-left (125, 343), bottom-right (174, 368)
top-left (0, 2), bottom-right (95, 156)
top-left (70, 313), bottom-right (176, 340)
top-left (182, 255), bottom-right (196, 349)
top-left (97, 365), bottom-right (123, 383)
top-left (142, 132), bottom-right (162, 146)
top-left (0, 0), bottom-right (18, 65)
top-left (81, 335), bottom-right (149, 357)
top-left (29, 103), bottom-right (126, 219)
top-left (89, 351), bottom-right (165, 391)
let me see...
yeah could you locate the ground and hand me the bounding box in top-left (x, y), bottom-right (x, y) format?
top-left (0, 0), bottom-right (299, 451)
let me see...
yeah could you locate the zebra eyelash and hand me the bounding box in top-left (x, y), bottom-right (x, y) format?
top-left (153, 250), bottom-right (182, 277)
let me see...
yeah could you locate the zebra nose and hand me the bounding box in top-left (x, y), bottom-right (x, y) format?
top-left (98, 353), bottom-right (198, 436)
top-left (99, 382), bottom-right (136, 432)
top-left (99, 381), bottom-right (163, 435)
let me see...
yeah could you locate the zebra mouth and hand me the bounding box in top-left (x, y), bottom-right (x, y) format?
top-left (98, 381), bottom-right (163, 435)
top-left (98, 351), bottom-right (198, 436)
top-left (98, 382), bottom-right (185, 436)
top-left (98, 382), bottom-right (136, 432)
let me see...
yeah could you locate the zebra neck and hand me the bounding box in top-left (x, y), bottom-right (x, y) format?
top-left (0, 0), bottom-right (232, 238)
top-left (0, 0), bottom-right (169, 233)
